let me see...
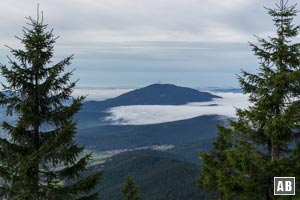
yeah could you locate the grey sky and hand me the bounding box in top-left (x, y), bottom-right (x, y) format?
top-left (0, 0), bottom-right (298, 88)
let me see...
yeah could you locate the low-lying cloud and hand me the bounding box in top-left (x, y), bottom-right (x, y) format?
top-left (105, 92), bottom-right (249, 125)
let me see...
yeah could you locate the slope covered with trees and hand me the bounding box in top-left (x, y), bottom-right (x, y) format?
top-left (94, 150), bottom-right (213, 200)
top-left (82, 83), bottom-right (221, 112)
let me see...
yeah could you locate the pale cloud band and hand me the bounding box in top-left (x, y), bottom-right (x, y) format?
top-left (104, 92), bottom-right (249, 125)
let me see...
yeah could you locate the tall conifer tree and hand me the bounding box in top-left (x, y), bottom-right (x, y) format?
top-left (198, 126), bottom-right (234, 200)
top-left (200, 0), bottom-right (300, 199)
top-left (0, 12), bottom-right (102, 200)
top-left (122, 176), bottom-right (141, 200)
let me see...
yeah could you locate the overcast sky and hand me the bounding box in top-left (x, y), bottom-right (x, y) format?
top-left (0, 0), bottom-right (299, 89)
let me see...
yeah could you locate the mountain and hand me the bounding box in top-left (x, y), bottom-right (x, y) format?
top-left (76, 84), bottom-right (222, 128)
top-left (81, 84), bottom-right (221, 112)
top-left (74, 84), bottom-right (224, 199)
top-left (89, 150), bottom-right (213, 200)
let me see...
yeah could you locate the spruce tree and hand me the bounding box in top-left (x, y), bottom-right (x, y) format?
top-left (198, 126), bottom-right (234, 200)
top-left (0, 12), bottom-right (102, 200)
top-left (122, 176), bottom-right (141, 200)
top-left (200, 0), bottom-right (300, 199)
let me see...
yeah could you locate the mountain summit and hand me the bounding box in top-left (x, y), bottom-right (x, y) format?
top-left (110, 83), bottom-right (221, 105)
top-left (82, 84), bottom-right (221, 112)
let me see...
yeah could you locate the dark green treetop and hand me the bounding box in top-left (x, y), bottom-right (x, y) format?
top-left (122, 176), bottom-right (141, 200)
top-left (0, 12), bottom-right (102, 200)
top-left (199, 126), bottom-right (235, 200)
top-left (199, 0), bottom-right (300, 199)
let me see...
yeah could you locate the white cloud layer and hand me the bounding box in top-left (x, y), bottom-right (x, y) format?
top-left (105, 92), bottom-right (249, 125)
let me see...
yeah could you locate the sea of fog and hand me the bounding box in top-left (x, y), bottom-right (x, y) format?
top-left (73, 88), bottom-right (250, 125)
top-left (104, 92), bottom-right (249, 125)
top-left (0, 89), bottom-right (250, 126)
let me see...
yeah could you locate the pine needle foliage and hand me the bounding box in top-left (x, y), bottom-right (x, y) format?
top-left (122, 176), bottom-right (141, 200)
top-left (200, 1), bottom-right (300, 199)
top-left (0, 12), bottom-right (102, 200)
